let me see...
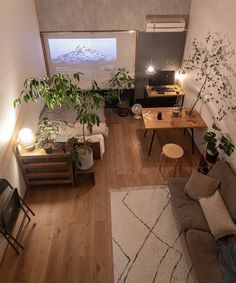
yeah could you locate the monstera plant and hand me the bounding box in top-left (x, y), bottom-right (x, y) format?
top-left (14, 72), bottom-right (104, 170)
top-left (203, 123), bottom-right (235, 163)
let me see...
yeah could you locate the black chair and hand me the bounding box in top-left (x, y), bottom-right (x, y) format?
top-left (0, 179), bottom-right (35, 254)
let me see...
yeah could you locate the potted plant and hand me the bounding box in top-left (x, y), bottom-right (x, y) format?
top-left (36, 117), bottom-right (62, 154)
top-left (203, 123), bottom-right (235, 163)
top-left (107, 67), bottom-right (134, 117)
top-left (72, 79), bottom-right (103, 170)
top-left (13, 72), bottom-right (104, 170)
top-left (172, 104), bottom-right (183, 117)
top-left (183, 33), bottom-right (236, 121)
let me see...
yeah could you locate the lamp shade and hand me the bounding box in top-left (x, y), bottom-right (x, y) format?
top-left (175, 70), bottom-right (185, 82)
top-left (146, 65), bottom-right (156, 75)
top-left (18, 128), bottom-right (36, 151)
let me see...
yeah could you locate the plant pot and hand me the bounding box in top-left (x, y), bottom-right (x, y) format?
top-left (43, 142), bottom-right (53, 154)
top-left (206, 149), bottom-right (219, 163)
top-left (76, 145), bottom-right (93, 170)
top-left (172, 109), bottom-right (179, 117)
top-left (117, 101), bottom-right (129, 117)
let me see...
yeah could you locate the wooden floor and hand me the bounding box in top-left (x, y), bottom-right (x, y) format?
top-left (0, 109), bottom-right (201, 283)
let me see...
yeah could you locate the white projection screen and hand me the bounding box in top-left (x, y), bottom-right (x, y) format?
top-left (42, 31), bottom-right (136, 89)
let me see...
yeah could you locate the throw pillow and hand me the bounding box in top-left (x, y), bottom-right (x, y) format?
top-left (199, 190), bottom-right (236, 239)
top-left (184, 170), bottom-right (220, 201)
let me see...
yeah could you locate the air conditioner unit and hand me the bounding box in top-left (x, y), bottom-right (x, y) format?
top-left (146, 17), bottom-right (186, 32)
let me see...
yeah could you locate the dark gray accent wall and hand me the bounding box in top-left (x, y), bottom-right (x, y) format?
top-left (135, 32), bottom-right (186, 99)
top-left (35, 0), bottom-right (191, 31)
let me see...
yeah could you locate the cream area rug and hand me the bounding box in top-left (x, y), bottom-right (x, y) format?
top-left (110, 186), bottom-right (197, 283)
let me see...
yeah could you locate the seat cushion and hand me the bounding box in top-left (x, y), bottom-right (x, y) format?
top-left (208, 161), bottom-right (236, 222)
top-left (168, 177), bottom-right (210, 232)
top-left (186, 230), bottom-right (224, 283)
top-left (199, 190), bottom-right (236, 239)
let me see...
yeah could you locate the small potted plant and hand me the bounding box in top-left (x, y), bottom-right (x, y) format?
top-left (203, 123), bottom-right (235, 163)
top-left (36, 117), bottom-right (61, 154)
top-left (172, 104), bottom-right (183, 117)
top-left (107, 67), bottom-right (134, 117)
top-left (43, 142), bottom-right (53, 154)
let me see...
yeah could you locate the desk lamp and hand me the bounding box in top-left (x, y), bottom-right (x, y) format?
top-left (18, 128), bottom-right (36, 151)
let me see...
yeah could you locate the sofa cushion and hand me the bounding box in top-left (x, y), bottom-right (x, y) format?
top-left (184, 170), bottom-right (220, 201)
top-left (168, 177), bottom-right (210, 232)
top-left (199, 190), bottom-right (236, 239)
top-left (208, 161), bottom-right (236, 223)
top-left (186, 229), bottom-right (224, 283)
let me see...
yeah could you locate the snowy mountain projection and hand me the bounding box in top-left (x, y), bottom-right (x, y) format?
top-left (48, 38), bottom-right (117, 64)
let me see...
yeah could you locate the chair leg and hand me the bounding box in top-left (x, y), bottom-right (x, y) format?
top-left (144, 129), bottom-right (147, 138)
top-left (0, 227), bottom-right (24, 254)
top-left (179, 158), bottom-right (183, 175)
top-left (159, 152), bottom-right (164, 172)
top-left (173, 159), bottom-right (178, 177)
top-left (19, 196), bottom-right (35, 216)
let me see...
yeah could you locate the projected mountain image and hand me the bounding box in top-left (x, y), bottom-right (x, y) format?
top-left (53, 44), bottom-right (113, 63)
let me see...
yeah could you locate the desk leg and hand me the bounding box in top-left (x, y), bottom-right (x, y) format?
top-left (191, 128), bottom-right (195, 154)
top-left (148, 130), bottom-right (156, 156)
top-left (144, 130), bottom-right (147, 138)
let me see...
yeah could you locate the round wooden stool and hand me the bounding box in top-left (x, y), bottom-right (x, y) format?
top-left (159, 143), bottom-right (184, 177)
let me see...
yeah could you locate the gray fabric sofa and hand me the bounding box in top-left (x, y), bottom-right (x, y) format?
top-left (168, 161), bottom-right (236, 283)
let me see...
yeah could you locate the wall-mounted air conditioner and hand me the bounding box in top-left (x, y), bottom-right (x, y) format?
top-left (146, 16), bottom-right (186, 32)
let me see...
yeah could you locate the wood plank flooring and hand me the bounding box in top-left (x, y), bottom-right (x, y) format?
top-left (0, 109), bottom-right (201, 283)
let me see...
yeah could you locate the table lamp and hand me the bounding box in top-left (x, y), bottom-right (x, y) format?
top-left (18, 128), bottom-right (36, 151)
top-left (175, 70), bottom-right (185, 82)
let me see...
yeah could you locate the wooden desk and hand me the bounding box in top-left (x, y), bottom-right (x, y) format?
top-left (145, 85), bottom-right (185, 106)
top-left (142, 107), bottom-right (207, 155)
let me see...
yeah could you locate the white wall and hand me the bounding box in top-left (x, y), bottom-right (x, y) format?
top-left (35, 0), bottom-right (191, 31)
top-left (182, 0), bottom-right (236, 170)
top-left (0, 0), bottom-right (46, 259)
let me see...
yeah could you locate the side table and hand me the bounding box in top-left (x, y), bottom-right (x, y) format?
top-left (75, 166), bottom-right (95, 186)
top-left (16, 143), bottom-right (75, 189)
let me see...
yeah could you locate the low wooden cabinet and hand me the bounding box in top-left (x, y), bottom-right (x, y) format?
top-left (16, 145), bottom-right (75, 189)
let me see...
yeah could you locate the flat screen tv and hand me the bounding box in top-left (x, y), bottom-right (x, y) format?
top-left (42, 31), bottom-right (136, 89)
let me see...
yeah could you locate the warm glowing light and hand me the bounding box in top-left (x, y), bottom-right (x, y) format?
top-left (146, 65), bottom-right (156, 75)
top-left (0, 109), bottom-right (16, 144)
top-left (175, 70), bottom-right (186, 82)
top-left (18, 128), bottom-right (36, 151)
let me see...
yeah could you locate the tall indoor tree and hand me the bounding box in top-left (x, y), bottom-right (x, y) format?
top-left (184, 32), bottom-right (236, 121)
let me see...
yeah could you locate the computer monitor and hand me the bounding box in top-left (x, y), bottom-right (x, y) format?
top-left (148, 70), bottom-right (175, 86)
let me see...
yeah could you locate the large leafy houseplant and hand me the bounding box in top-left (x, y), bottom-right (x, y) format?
top-left (184, 33), bottom-right (236, 121)
top-left (107, 67), bottom-right (134, 116)
top-left (14, 72), bottom-right (103, 169)
top-left (203, 123), bottom-right (235, 162)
